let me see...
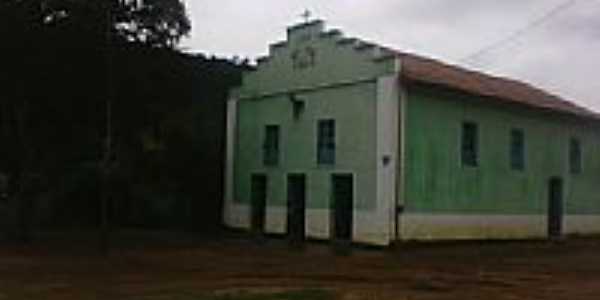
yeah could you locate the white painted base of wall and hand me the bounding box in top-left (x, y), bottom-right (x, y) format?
top-left (225, 205), bottom-right (600, 244)
top-left (399, 213), bottom-right (600, 241)
top-left (224, 203), bottom-right (391, 246)
top-left (399, 214), bottom-right (547, 240)
top-left (224, 204), bottom-right (250, 229)
top-left (565, 215), bottom-right (600, 236)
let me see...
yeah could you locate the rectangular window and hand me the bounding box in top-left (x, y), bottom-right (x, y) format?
top-left (570, 137), bottom-right (582, 174)
top-left (510, 128), bottom-right (525, 170)
top-left (461, 122), bottom-right (479, 167)
top-left (263, 125), bottom-right (280, 166)
top-left (317, 119), bottom-right (336, 165)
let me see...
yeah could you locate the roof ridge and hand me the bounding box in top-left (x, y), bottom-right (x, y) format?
top-left (387, 49), bottom-right (599, 120)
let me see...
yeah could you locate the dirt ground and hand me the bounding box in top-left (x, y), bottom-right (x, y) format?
top-left (1, 231), bottom-right (600, 300)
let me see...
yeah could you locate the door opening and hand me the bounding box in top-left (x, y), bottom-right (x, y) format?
top-left (287, 174), bottom-right (306, 246)
top-left (250, 174), bottom-right (267, 236)
top-left (548, 177), bottom-right (564, 239)
top-left (331, 174), bottom-right (353, 244)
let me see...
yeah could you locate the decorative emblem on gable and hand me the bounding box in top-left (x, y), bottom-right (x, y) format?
top-left (291, 46), bottom-right (316, 70)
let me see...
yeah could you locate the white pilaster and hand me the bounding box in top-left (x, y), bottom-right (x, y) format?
top-left (369, 73), bottom-right (400, 245)
top-left (224, 98), bottom-right (238, 227)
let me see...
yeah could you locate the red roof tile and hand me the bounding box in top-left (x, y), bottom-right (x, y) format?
top-left (396, 52), bottom-right (600, 121)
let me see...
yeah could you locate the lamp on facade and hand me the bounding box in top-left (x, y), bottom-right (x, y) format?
top-left (289, 93), bottom-right (306, 120)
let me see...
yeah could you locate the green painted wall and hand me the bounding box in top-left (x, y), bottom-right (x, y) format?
top-left (237, 26), bottom-right (394, 99)
top-left (404, 84), bottom-right (600, 215)
top-left (233, 21), bottom-right (396, 212)
top-left (235, 82), bottom-right (377, 210)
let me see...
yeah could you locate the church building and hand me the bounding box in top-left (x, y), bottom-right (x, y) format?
top-left (224, 20), bottom-right (600, 245)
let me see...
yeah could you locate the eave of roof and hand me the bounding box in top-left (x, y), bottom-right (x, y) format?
top-left (393, 51), bottom-right (600, 122)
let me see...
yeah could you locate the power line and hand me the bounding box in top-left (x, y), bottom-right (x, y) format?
top-left (460, 0), bottom-right (580, 64)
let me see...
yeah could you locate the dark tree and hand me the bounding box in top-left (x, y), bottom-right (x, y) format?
top-left (1, 0), bottom-right (246, 249)
top-left (115, 0), bottom-right (191, 47)
top-left (34, 0), bottom-right (191, 47)
top-left (0, 0), bottom-right (192, 244)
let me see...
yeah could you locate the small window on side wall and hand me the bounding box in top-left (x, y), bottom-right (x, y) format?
top-left (510, 128), bottom-right (525, 171)
top-left (569, 137), bottom-right (582, 174)
top-left (461, 121), bottom-right (479, 167)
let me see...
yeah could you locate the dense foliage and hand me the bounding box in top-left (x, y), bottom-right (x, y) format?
top-left (0, 0), bottom-right (245, 241)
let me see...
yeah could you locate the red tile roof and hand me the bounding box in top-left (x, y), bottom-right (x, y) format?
top-left (395, 52), bottom-right (600, 121)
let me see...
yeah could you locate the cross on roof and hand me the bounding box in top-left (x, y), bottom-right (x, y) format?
top-left (300, 9), bottom-right (312, 23)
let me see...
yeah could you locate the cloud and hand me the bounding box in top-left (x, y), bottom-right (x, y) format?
top-left (181, 0), bottom-right (600, 111)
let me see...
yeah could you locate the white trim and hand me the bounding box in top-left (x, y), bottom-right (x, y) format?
top-left (226, 203), bottom-right (390, 245)
top-left (396, 57), bottom-right (407, 241)
top-left (265, 206), bottom-right (287, 234)
top-left (307, 208), bottom-right (331, 239)
top-left (400, 214), bottom-right (548, 240)
top-left (375, 74), bottom-right (400, 245)
top-left (564, 215), bottom-right (600, 235)
top-left (226, 207), bottom-right (600, 244)
top-left (227, 204), bottom-right (251, 229)
top-left (224, 98), bottom-right (238, 227)
top-left (398, 214), bottom-right (600, 240)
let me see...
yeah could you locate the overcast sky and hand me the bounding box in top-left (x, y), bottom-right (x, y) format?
top-left (181, 0), bottom-right (600, 111)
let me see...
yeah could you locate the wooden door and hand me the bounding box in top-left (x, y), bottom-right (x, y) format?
top-left (548, 177), bottom-right (564, 239)
top-left (250, 174), bottom-right (267, 235)
top-left (287, 174), bottom-right (306, 245)
top-left (332, 174), bottom-right (353, 242)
